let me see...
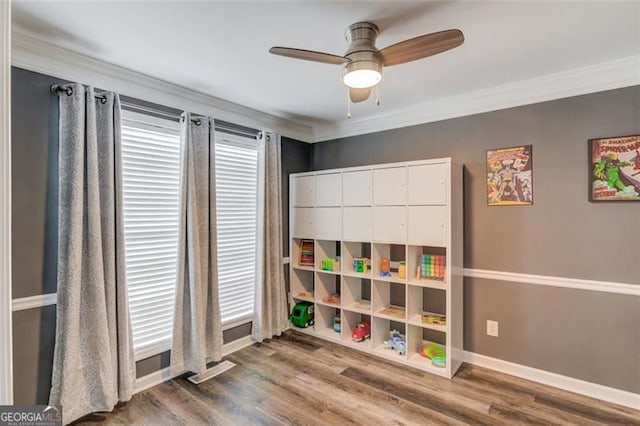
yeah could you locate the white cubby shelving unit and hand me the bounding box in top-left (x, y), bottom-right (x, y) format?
top-left (289, 158), bottom-right (463, 378)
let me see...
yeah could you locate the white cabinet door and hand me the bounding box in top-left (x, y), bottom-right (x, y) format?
top-left (315, 173), bottom-right (342, 206)
top-left (292, 207), bottom-right (314, 238)
top-left (343, 170), bottom-right (372, 206)
top-left (315, 207), bottom-right (342, 240)
top-left (373, 206), bottom-right (406, 243)
top-left (291, 175), bottom-right (315, 207)
top-left (407, 163), bottom-right (447, 205)
top-left (373, 167), bottom-right (406, 205)
top-left (407, 206), bottom-right (447, 246)
top-left (343, 207), bottom-right (372, 241)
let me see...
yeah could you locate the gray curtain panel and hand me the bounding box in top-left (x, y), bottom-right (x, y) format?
top-left (171, 113), bottom-right (223, 375)
top-left (252, 132), bottom-right (288, 342)
top-left (50, 84), bottom-right (136, 424)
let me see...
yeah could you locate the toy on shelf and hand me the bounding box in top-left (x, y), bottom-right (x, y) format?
top-left (290, 302), bottom-right (314, 328)
top-left (353, 257), bottom-right (369, 273)
top-left (418, 254), bottom-right (446, 280)
top-left (431, 355), bottom-right (446, 368)
top-left (323, 293), bottom-right (341, 305)
top-left (377, 306), bottom-right (406, 319)
top-left (419, 342), bottom-right (446, 362)
top-left (296, 291), bottom-right (313, 300)
top-left (383, 330), bottom-right (406, 355)
top-left (333, 315), bottom-right (341, 332)
top-left (321, 258), bottom-right (340, 272)
top-left (421, 314), bottom-right (446, 326)
top-left (352, 321), bottom-right (371, 342)
top-left (398, 261), bottom-right (406, 279)
top-left (379, 257), bottom-right (392, 277)
top-left (299, 240), bottom-right (315, 266)
top-left (353, 299), bottom-right (371, 311)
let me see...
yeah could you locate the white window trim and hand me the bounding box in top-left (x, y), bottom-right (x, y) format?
top-left (0, 0), bottom-right (13, 405)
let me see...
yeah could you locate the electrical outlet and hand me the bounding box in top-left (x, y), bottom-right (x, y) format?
top-left (486, 320), bottom-right (499, 337)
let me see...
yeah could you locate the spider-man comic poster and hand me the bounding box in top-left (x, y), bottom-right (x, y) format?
top-left (486, 145), bottom-right (533, 206)
top-left (589, 135), bottom-right (640, 201)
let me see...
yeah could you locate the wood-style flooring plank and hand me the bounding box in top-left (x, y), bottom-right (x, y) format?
top-left (74, 330), bottom-right (640, 425)
top-left (341, 366), bottom-right (507, 426)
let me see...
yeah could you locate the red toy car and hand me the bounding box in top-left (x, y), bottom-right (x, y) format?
top-left (352, 321), bottom-right (371, 342)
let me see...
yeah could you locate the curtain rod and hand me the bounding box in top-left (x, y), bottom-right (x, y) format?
top-left (50, 84), bottom-right (260, 138)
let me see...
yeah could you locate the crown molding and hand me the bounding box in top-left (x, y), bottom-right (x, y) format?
top-left (313, 55), bottom-right (640, 142)
top-left (11, 31), bottom-right (313, 143)
top-left (0, 0), bottom-right (13, 406)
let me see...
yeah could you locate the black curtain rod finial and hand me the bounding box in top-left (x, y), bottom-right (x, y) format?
top-left (51, 84), bottom-right (73, 96)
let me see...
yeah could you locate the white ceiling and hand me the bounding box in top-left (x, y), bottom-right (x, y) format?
top-left (11, 0), bottom-right (640, 139)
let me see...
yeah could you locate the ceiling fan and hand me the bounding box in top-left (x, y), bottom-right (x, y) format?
top-left (269, 22), bottom-right (464, 105)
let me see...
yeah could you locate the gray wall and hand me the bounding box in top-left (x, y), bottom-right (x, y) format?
top-left (312, 86), bottom-right (640, 393)
top-left (10, 67), bottom-right (294, 404)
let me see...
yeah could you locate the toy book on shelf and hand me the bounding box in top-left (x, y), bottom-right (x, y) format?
top-left (296, 291), bottom-right (313, 300)
top-left (299, 239), bottom-right (315, 266)
top-left (323, 293), bottom-right (341, 305)
top-left (377, 306), bottom-right (406, 319)
top-left (353, 299), bottom-right (371, 311)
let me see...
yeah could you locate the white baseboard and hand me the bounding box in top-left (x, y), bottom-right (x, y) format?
top-left (463, 351), bottom-right (640, 410)
top-left (134, 335), bottom-right (254, 394)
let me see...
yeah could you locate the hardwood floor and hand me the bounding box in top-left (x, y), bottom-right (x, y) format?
top-left (77, 330), bottom-right (639, 425)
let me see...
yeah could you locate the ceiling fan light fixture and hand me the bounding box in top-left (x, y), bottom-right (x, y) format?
top-left (343, 69), bottom-right (381, 89)
top-left (343, 59), bottom-right (382, 89)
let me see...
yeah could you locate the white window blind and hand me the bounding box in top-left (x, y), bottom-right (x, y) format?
top-left (121, 111), bottom-right (181, 360)
top-left (215, 135), bottom-right (259, 326)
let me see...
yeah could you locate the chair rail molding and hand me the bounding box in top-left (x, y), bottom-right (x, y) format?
top-left (0, 0), bottom-right (13, 405)
top-left (11, 31), bottom-right (313, 143)
top-left (464, 268), bottom-right (640, 296)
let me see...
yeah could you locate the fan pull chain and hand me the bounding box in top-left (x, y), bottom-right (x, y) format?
top-left (347, 88), bottom-right (351, 119)
top-left (376, 84), bottom-right (380, 106)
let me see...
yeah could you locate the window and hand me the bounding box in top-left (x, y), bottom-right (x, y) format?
top-left (215, 134), bottom-right (259, 327)
top-left (121, 111), bottom-right (181, 360)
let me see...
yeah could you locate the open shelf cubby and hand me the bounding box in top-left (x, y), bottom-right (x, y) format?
top-left (407, 245), bottom-right (447, 288)
top-left (372, 243), bottom-right (407, 283)
top-left (290, 267), bottom-right (314, 303)
top-left (315, 304), bottom-right (341, 341)
top-left (341, 276), bottom-right (371, 313)
top-left (407, 286), bottom-right (447, 332)
top-left (341, 311), bottom-right (372, 349)
top-left (341, 241), bottom-right (371, 277)
top-left (406, 325), bottom-right (447, 374)
top-left (315, 271), bottom-right (341, 307)
top-left (292, 238), bottom-right (316, 270)
top-left (372, 280), bottom-right (406, 321)
top-left (315, 239), bottom-right (341, 273)
top-left (372, 318), bottom-right (407, 361)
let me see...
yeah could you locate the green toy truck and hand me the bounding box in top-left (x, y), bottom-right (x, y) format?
top-left (290, 302), bottom-right (314, 328)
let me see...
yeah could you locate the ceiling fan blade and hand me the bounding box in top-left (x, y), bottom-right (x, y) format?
top-left (349, 87), bottom-right (371, 103)
top-left (379, 29), bottom-right (464, 66)
top-left (269, 47), bottom-right (349, 65)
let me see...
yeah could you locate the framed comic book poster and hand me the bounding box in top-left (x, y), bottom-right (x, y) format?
top-left (589, 135), bottom-right (640, 201)
top-left (486, 145), bottom-right (533, 206)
